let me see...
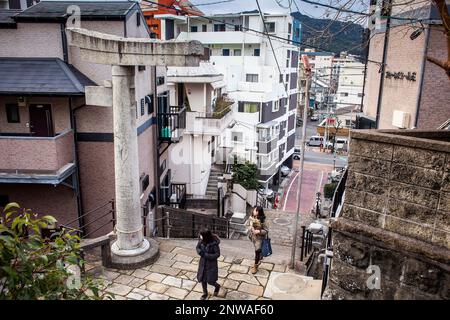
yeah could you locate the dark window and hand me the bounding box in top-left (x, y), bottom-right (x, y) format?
top-left (246, 74), bottom-right (258, 82)
top-left (157, 76), bottom-right (165, 85)
top-left (234, 25), bottom-right (242, 31)
top-left (222, 49), bottom-right (230, 56)
top-left (214, 24), bottom-right (226, 32)
top-left (0, 195), bottom-right (9, 207)
top-left (191, 26), bottom-right (198, 32)
top-left (254, 48), bottom-right (260, 56)
top-left (141, 174), bottom-right (150, 192)
top-left (288, 23), bottom-right (292, 34)
top-left (141, 99), bottom-right (145, 116)
top-left (202, 24), bottom-right (207, 32)
top-left (264, 22), bottom-right (275, 33)
top-left (146, 94), bottom-right (154, 114)
top-left (279, 74), bottom-right (283, 83)
top-left (138, 65), bottom-right (146, 71)
top-left (136, 12), bottom-right (141, 26)
top-left (6, 104), bottom-right (20, 123)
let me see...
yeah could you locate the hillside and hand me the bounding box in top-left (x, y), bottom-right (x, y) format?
top-left (292, 12), bottom-right (365, 56)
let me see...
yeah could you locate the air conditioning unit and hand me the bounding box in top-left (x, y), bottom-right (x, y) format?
top-left (392, 110), bottom-right (411, 129)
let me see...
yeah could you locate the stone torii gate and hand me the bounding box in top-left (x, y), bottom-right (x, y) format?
top-left (67, 28), bottom-right (204, 268)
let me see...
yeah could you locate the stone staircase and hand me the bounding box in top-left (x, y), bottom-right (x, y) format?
top-left (205, 167), bottom-right (222, 197)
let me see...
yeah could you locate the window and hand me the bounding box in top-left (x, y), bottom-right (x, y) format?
top-left (254, 48), bottom-right (260, 56)
top-left (191, 26), bottom-right (198, 32)
top-left (239, 102), bottom-right (259, 113)
top-left (286, 74), bottom-right (290, 83)
top-left (233, 49), bottom-right (242, 56)
top-left (136, 12), bottom-right (141, 26)
top-left (246, 74), bottom-right (259, 83)
top-left (232, 132), bottom-right (243, 142)
top-left (264, 22), bottom-right (275, 33)
top-left (279, 74), bottom-right (283, 83)
top-left (214, 24), bottom-right (226, 32)
top-left (222, 49), bottom-right (230, 56)
top-left (340, 92), bottom-right (349, 97)
top-left (357, 93), bottom-right (363, 97)
top-left (234, 25), bottom-right (242, 31)
top-left (288, 23), bottom-right (292, 35)
top-left (272, 100), bottom-right (279, 112)
top-left (202, 24), bottom-right (207, 32)
top-left (5, 104), bottom-right (20, 123)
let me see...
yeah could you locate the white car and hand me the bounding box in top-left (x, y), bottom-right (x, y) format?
top-left (310, 114), bottom-right (320, 121)
top-left (258, 187), bottom-right (274, 199)
top-left (280, 165), bottom-right (290, 177)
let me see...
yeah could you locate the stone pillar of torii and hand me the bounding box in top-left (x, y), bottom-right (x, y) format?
top-left (67, 28), bottom-right (203, 268)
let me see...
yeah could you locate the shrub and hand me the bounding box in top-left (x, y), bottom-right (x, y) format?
top-left (232, 161), bottom-right (259, 190)
top-left (0, 203), bottom-right (106, 300)
top-left (324, 183), bottom-right (338, 199)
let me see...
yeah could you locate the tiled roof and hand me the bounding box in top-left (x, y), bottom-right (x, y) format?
top-left (0, 58), bottom-right (95, 95)
top-left (14, 1), bottom-right (136, 20)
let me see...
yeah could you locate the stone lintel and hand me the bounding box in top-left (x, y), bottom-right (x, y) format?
top-left (67, 28), bottom-right (204, 67)
top-left (351, 130), bottom-right (450, 153)
top-left (330, 218), bottom-right (450, 267)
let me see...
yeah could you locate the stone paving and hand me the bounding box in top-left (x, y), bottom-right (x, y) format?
top-left (86, 238), bottom-right (321, 300)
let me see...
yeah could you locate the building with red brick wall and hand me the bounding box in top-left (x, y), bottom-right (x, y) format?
top-left (360, 0), bottom-right (450, 130)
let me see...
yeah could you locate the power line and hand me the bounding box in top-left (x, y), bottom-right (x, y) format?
top-left (192, 0), bottom-right (236, 6)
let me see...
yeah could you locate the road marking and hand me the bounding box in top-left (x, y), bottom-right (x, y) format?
top-left (315, 170), bottom-right (324, 195)
top-left (282, 170), bottom-right (300, 211)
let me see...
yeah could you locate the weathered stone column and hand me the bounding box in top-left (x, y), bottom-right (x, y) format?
top-left (110, 65), bottom-right (150, 258)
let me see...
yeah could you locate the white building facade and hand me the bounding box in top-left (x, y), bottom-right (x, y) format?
top-left (160, 11), bottom-right (300, 187)
top-left (333, 54), bottom-right (365, 108)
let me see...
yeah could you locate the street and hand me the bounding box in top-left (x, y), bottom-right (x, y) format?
top-left (279, 118), bottom-right (348, 214)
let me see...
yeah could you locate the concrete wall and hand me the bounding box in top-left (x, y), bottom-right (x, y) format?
top-left (324, 130), bottom-right (450, 300)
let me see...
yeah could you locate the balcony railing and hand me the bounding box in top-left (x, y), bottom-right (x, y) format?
top-left (0, 129), bottom-right (75, 181)
top-left (157, 106), bottom-right (186, 143)
top-left (160, 183), bottom-right (187, 209)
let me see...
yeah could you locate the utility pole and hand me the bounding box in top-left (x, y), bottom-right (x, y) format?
top-left (291, 55), bottom-right (311, 269)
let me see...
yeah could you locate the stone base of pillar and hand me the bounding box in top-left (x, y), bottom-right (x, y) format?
top-left (109, 238), bottom-right (159, 270)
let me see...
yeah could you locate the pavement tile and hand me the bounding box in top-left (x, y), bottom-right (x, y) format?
top-left (229, 264), bottom-right (249, 274)
top-left (223, 279), bottom-right (239, 290)
top-left (228, 273), bottom-right (260, 285)
top-left (259, 263), bottom-right (274, 271)
top-left (154, 258), bottom-right (176, 267)
top-left (129, 278), bottom-right (147, 288)
top-left (224, 256), bottom-right (235, 263)
top-left (174, 254), bottom-right (194, 263)
top-left (105, 283), bottom-right (133, 296)
top-left (192, 257), bottom-right (200, 264)
top-left (193, 283), bottom-right (203, 293)
top-left (120, 270), bottom-right (134, 275)
top-left (172, 261), bottom-right (199, 272)
top-left (231, 258), bottom-right (243, 264)
top-left (162, 276), bottom-right (182, 288)
top-left (185, 291), bottom-right (203, 300)
top-left (272, 264), bottom-right (287, 273)
top-left (218, 255), bottom-right (225, 262)
top-left (131, 288), bottom-right (152, 297)
top-left (165, 287), bottom-right (189, 299)
top-left (126, 292), bottom-right (144, 300)
top-left (181, 279), bottom-right (197, 291)
top-left (159, 242), bottom-right (177, 253)
top-left (185, 271), bottom-right (198, 281)
top-left (97, 270), bottom-right (121, 281)
top-left (114, 274), bottom-right (134, 285)
top-left (257, 277), bottom-right (268, 286)
top-left (240, 259), bottom-right (254, 267)
top-left (218, 269), bottom-right (228, 278)
top-left (147, 293), bottom-right (170, 300)
top-left (226, 290), bottom-right (258, 300)
top-left (218, 261), bottom-right (231, 269)
top-left (149, 264), bottom-right (181, 276)
top-left (171, 247), bottom-right (197, 257)
top-left (238, 283), bottom-right (264, 296)
top-left (145, 272), bottom-right (166, 283)
top-left (253, 268), bottom-right (270, 278)
top-left (131, 269), bottom-right (151, 279)
top-left (145, 281), bottom-right (169, 294)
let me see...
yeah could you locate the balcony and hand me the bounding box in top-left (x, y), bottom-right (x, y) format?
top-left (0, 129), bottom-right (75, 184)
top-left (186, 98), bottom-right (235, 135)
top-left (160, 182), bottom-right (187, 209)
top-left (157, 106), bottom-right (186, 143)
top-left (257, 123), bottom-right (279, 154)
top-left (257, 151), bottom-right (279, 181)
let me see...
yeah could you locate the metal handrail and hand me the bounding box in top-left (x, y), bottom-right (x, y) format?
top-left (62, 200), bottom-right (113, 227)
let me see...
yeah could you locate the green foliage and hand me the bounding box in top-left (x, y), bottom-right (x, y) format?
top-left (232, 162), bottom-right (260, 190)
top-left (0, 203), bottom-right (105, 300)
top-left (324, 183), bottom-right (338, 199)
top-left (291, 12), bottom-right (364, 56)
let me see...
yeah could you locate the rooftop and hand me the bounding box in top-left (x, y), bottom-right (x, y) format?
top-left (13, 1), bottom-right (137, 21)
top-left (0, 58), bottom-right (95, 96)
top-left (0, 9), bottom-right (21, 27)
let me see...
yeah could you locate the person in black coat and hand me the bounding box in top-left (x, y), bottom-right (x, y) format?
top-left (196, 228), bottom-right (221, 300)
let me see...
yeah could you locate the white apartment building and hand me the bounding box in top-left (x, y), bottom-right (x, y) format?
top-left (157, 11), bottom-right (299, 187)
top-left (164, 62), bottom-right (235, 197)
top-left (301, 49), bottom-right (334, 86)
top-left (333, 54), bottom-right (365, 108)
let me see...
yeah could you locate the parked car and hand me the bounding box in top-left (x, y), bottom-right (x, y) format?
top-left (310, 114), bottom-right (320, 121)
top-left (326, 138), bottom-right (348, 151)
top-left (258, 187), bottom-right (274, 199)
top-left (306, 135), bottom-right (324, 147)
top-left (280, 165), bottom-right (291, 177)
top-left (293, 147), bottom-right (301, 160)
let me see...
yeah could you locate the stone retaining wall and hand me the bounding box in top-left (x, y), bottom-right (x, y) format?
top-left (324, 130), bottom-right (450, 300)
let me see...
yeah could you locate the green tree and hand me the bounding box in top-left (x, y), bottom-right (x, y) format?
top-left (232, 161), bottom-right (260, 190)
top-left (0, 203), bottom-right (106, 300)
